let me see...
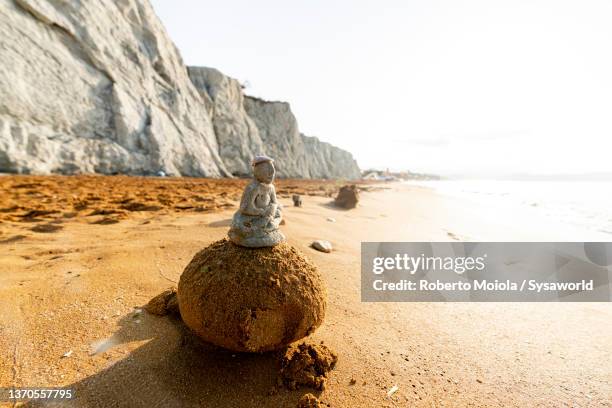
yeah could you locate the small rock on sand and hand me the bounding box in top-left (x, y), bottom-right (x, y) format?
top-left (293, 194), bottom-right (303, 207)
top-left (145, 288), bottom-right (180, 316)
top-left (280, 343), bottom-right (338, 390)
top-left (311, 240), bottom-right (332, 253)
top-left (387, 384), bottom-right (399, 397)
top-left (297, 393), bottom-right (321, 408)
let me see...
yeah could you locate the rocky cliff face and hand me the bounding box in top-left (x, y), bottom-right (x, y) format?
top-left (0, 0), bottom-right (229, 176)
top-left (187, 67), bottom-right (263, 176)
top-left (188, 67), bottom-right (360, 179)
top-left (0, 0), bottom-right (360, 179)
top-left (301, 135), bottom-right (361, 179)
top-left (242, 96), bottom-right (311, 178)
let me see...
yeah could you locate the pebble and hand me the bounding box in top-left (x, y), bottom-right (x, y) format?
top-left (311, 240), bottom-right (332, 253)
top-left (387, 385), bottom-right (399, 397)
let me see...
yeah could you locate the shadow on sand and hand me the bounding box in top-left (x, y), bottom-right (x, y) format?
top-left (26, 312), bottom-right (319, 408)
top-left (208, 218), bottom-right (233, 228)
top-left (317, 201), bottom-right (352, 212)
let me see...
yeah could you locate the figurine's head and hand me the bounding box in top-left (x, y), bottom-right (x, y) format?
top-left (252, 156), bottom-right (275, 184)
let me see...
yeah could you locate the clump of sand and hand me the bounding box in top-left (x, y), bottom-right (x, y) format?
top-left (145, 288), bottom-right (179, 316)
top-left (297, 393), bottom-right (321, 408)
top-left (177, 239), bottom-right (327, 352)
top-left (280, 343), bottom-right (338, 390)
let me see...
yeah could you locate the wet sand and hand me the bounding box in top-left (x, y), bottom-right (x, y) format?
top-left (0, 176), bottom-right (610, 407)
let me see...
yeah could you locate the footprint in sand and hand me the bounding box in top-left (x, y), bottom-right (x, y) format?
top-left (91, 217), bottom-right (120, 225)
top-left (0, 235), bottom-right (27, 244)
top-left (30, 223), bottom-right (63, 233)
top-left (446, 231), bottom-right (465, 241)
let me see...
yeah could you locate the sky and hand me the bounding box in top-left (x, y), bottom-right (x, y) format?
top-left (150, 0), bottom-right (612, 177)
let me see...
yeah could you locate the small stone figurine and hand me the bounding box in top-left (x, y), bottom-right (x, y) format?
top-left (228, 155), bottom-right (285, 247)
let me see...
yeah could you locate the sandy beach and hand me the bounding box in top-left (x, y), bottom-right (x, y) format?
top-left (0, 176), bottom-right (610, 407)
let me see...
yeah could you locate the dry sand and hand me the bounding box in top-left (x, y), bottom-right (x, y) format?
top-left (0, 176), bottom-right (610, 407)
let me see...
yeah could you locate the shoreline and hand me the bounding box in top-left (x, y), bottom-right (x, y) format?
top-left (398, 181), bottom-right (612, 241)
top-left (0, 177), bottom-right (610, 407)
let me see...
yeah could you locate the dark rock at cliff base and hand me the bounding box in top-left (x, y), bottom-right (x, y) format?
top-left (334, 185), bottom-right (360, 209)
top-left (177, 239), bottom-right (327, 352)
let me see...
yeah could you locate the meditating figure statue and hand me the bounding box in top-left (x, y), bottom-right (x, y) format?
top-left (228, 155), bottom-right (285, 247)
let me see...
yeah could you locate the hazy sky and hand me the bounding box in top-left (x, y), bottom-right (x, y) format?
top-left (151, 0), bottom-right (612, 176)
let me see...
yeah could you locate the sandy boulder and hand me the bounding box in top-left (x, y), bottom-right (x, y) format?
top-left (178, 239), bottom-right (327, 352)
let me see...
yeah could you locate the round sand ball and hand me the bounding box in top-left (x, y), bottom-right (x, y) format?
top-left (178, 239), bottom-right (327, 352)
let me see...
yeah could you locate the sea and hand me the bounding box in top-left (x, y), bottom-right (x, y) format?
top-left (404, 180), bottom-right (612, 236)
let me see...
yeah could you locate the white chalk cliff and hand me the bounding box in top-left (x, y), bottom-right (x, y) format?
top-left (0, 0), bottom-right (360, 179)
